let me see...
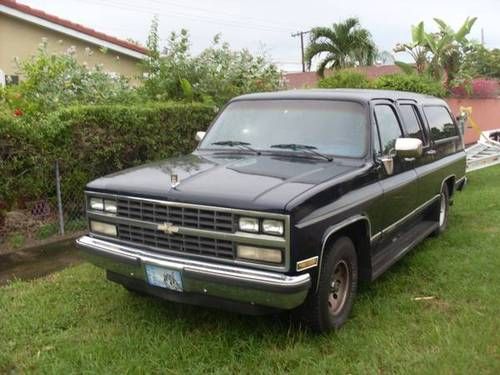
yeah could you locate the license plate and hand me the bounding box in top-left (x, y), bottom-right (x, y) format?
top-left (145, 265), bottom-right (183, 292)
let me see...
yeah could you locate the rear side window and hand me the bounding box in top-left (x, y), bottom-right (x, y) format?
top-left (423, 106), bottom-right (458, 141)
top-left (399, 104), bottom-right (424, 142)
top-left (374, 105), bottom-right (403, 155)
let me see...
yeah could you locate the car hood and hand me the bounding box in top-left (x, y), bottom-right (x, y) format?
top-left (86, 152), bottom-right (366, 212)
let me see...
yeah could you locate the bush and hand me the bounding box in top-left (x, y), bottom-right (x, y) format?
top-left (0, 102), bottom-right (217, 208)
top-left (317, 70), bottom-right (371, 89)
top-left (450, 78), bottom-right (499, 98)
top-left (373, 73), bottom-right (446, 97)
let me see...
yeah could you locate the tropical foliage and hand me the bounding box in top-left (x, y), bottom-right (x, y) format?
top-left (373, 73), bottom-right (446, 97)
top-left (394, 17), bottom-right (477, 88)
top-left (140, 18), bottom-right (281, 106)
top-left (305, 17), bottom-right (377, 77)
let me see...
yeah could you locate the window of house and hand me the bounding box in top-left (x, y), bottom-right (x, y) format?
top-left (374, 105), bottom-right (403, 155)
top-left (423, 106), bottom-right (458, 141)
top-left (399, 104), bottom-right (425, 143)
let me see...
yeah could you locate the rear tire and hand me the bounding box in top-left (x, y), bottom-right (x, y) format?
top-left (294, 236), bottom-right (358, 333)
top-left (431, 184), bottom-right (450, 237)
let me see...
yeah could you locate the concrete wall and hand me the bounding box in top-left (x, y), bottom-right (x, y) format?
top-left (446, 98), bottom-right (500, 145)
top-left (0, 13), bottom-right (143, 81)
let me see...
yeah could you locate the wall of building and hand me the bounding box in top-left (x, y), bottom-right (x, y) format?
top-left (446, 98), bottom-right (500, 145)
top-left (0, 13), bottom-right (143, 80)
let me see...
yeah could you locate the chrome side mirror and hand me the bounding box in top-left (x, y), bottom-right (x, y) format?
top-left (195, 131), bottom-right (206, 142)
top-left (395, 138), bottom-right (423, 159)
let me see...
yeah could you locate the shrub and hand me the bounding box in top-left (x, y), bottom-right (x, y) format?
top-left (0, 102), bottom-right (217, 208)
top-left (373, 73), bottom-right (446, 97)
top-left (317, 70), bottom-right (371, 89)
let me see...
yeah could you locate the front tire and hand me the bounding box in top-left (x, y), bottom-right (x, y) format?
top-left (295, 236), bottom-right (358, 333)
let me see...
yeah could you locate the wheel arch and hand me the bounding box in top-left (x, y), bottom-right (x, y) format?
top-left (441, 174), bottom-right (456, 198)
top-left (315, 215), bottom-right (372, 292)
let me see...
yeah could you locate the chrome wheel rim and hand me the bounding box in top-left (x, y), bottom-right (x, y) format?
top-left (328, 260), bottom-right (350, 316)
top-left (439, 193), bottom-right (446, 227)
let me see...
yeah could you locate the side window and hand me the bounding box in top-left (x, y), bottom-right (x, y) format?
top-left (399, 104), bottom-right (425, 142)
top-left (374, 105), bottom-right (403, 155)
top-left (423, 106), bottom-right (458, 141)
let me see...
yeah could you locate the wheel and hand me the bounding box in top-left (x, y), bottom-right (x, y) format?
top-left (431, 184), bottom-right (450, 237)
top-left (294, 236), bottom-right (358, 333)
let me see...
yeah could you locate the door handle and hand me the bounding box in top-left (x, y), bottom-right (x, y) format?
top-left (426, 150), bottom-right (437, 156)
top-left (404, 157), bottom-right (416, 162)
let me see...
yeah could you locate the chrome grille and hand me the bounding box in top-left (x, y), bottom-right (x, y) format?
top-left (117, 223), bottom-right (235, 259)
top-left (116, 198), bottom-right (235, 232)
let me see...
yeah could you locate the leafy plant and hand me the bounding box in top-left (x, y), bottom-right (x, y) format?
top-left (317, 70), bottom-right (371, 89)
top-left (140, 24), bottom-right (281, 106)
top-left (373, 74), bottom-right (446, 97)
top-left (305, 17), bottom-right (377, 77)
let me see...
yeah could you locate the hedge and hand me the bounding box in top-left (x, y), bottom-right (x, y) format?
top-left (373, 74), bottom-right (446, 97)
top-left (0, 102), bottom-right (217, 208)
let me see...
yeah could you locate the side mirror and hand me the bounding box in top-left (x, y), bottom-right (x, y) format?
top-left (395, 138), bottom-right (423, 159)
top-left (195, 131), bottom-right (206, 142)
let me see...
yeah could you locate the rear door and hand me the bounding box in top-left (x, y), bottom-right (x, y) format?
top-left (397, 101), bottom-right (433, 207)
top-left (372, 101), bottom-right (418, 244)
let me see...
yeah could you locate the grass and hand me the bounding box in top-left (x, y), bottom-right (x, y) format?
top-left (1, 166), bottom-right (500, 374)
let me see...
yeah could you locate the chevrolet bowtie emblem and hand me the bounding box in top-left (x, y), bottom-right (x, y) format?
top-left (157, 222), bottom-right (180, 235)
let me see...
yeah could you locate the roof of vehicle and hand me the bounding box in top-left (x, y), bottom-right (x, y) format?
top-left (232, 89), bottom-right (446, 105)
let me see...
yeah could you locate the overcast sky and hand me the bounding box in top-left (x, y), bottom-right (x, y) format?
top-left (21, 0), bottom-right (500, 71)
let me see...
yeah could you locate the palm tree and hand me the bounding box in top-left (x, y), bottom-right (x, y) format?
top-left (305, 18), bottom-right (377, 77)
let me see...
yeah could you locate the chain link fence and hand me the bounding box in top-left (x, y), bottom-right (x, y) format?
top-left (0, 159), bottom-right (86, 253)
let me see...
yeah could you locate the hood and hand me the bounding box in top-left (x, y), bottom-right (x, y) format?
top-left (86, 152), bottom-right (366, 212)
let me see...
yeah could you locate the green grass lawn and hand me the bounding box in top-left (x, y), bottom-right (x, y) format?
top-left (1, 166), bottom-right (500, 374)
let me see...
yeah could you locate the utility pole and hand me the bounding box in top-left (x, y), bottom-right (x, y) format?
top-left (481, 28), bottom-right (485, 45)
top-left (292, 30), bottom-right (310, 72)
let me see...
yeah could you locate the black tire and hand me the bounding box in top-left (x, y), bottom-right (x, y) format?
top-left (431, 183), bottom-right (450, 237)
top-left (294, 236), bottom-right (358, 333)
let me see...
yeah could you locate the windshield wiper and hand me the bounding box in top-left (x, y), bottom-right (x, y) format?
top-left (211, 140), bottom-right (261, 155)
top-left (270, 143), bottom-right (333, 161)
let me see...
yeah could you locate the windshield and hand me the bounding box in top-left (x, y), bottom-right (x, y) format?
top-left (200, 100), bottom-right (368, 158)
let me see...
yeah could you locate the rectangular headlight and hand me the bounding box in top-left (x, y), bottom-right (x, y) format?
top-left (90, 220), bottom-right (117, 236)
top-left (239, 217), bottom-right (259, 233)
top-left (237, 245), bottom-right (282, 264)
top-left (262, 219), bottom-right (284, 236)
top-left (104, 199), bottom-right (117, 213)
top-left (89, 197), bottom-right (104, 211)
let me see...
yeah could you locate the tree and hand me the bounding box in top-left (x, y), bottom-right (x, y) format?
top-left (394, 17), bottom-right (477, 87)
top-left (305, 18), bottom-right (377, 77)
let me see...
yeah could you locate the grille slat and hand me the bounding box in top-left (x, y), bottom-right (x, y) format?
top-left (117, 223), bottom-right (235, 259)
top-left (117, 198), bottom-right (234, 233)
top-left (115, 198), bottom-right (236, 259)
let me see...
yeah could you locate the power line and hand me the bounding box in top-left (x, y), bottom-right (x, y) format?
top-left (291, 30), bottom-right (310, 72)
top-left (79, 0), bottom-right (291, 33)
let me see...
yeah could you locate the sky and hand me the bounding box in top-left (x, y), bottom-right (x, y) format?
top-left (20, 0), bottom-right (500, 72)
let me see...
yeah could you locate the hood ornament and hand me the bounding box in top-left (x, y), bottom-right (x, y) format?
top-left (171, 174), bottom-right (180, 188)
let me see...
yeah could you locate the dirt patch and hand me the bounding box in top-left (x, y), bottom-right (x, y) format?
top-left (0, 234), bottom-right (84, 286)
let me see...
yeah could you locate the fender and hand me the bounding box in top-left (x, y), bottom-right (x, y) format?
top-left (315, 214), bottom-right (371, 291)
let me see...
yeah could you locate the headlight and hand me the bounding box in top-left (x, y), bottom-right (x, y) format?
top-left (104, 199), bottom-right (117, 213)
top-left (237, 245), bottom-right (282, 264)
top-left (90, 220), bottom-right (117, 236)
top-left (89, 197), bottom-right (117, 213)
top-left (239, 217), bottom-right (259, 233)
top-left (89, 197), bottom-right (104, 211)
top-left (262, 219), bottom-right (284, 236)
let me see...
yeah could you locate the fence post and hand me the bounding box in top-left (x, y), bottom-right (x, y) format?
top-left (55, 160), bottom-right (65, 235)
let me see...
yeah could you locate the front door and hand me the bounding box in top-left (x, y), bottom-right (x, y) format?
top-left (372, 101), bottom-right (419, 247)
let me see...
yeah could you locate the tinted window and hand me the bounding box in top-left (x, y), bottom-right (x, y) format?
top-left (399, 105), bottom-right (424, 141)
top-left (374, 105), bottom-right (402, 155)
top-left (201, 100), bottom-right (368, 158)
top-left (424, 106), bottom-right (458, 140)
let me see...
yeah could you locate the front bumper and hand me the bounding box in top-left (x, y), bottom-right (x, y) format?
top-left (76, 236), bottom-right (311, 311)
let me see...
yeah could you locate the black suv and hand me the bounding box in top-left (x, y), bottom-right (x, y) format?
top-left (77, 89), bottom-right (467, 332)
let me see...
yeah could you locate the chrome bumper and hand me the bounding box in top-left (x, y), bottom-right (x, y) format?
top-left (76, 236), bottom-right (311, 310)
